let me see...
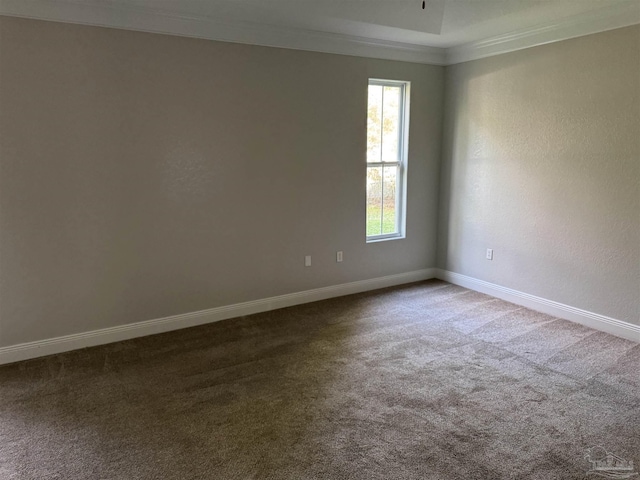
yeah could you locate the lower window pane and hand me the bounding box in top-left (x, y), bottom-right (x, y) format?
top-left (382, 166), bottom-right (398, 234)
top-left (366, 166), bottom-right (383, 236)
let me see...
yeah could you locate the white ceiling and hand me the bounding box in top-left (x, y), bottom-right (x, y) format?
top-left (1, 0), bottom-right (639, 64)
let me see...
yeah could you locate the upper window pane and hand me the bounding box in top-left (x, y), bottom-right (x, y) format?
top-left (367, 85), bottom-right (382, 163)
top-left (381, 86), bottom-right (401, 163)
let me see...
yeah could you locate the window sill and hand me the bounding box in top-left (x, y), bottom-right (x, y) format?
top-left (366, 234), bottom-right (405, 243)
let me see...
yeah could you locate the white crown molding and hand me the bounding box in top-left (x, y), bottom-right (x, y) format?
top-left (1, 0), bottom-right (638, 65)
top-left (436, 269), bottom-right (640, 343)
top-left (0, 268), bottom-right (436, 365)
top-left (0, 0), bottom-right (447, 65)
top-left (446, 1), bottom-right (640, 65)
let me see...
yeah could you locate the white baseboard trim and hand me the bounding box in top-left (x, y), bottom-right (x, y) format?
top-left (436, 269), bottom-right (640, 343)
top-left (0, 268), bottom-right (436, 366)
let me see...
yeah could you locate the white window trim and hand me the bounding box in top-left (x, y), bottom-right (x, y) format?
top-left (366, 79), bottom-right (410, 243)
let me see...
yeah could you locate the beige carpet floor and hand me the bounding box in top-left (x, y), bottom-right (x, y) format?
top-left (0, 280), bottom-right (638, 479)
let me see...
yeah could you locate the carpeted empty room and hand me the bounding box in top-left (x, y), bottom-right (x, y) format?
top-left (1, 281), bottom-right (639, 479)
top-left (1, 2), bottom-right (639, 479)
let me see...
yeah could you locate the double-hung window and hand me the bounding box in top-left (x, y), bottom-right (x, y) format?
top-left (366, 79), bottom-right (409, 241)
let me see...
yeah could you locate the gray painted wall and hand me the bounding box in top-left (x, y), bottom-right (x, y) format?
top-left (1, 15), bottom-right (638, 350)
top-left (0, 17), bottom-right (444, 347)
top-left (438, 25), bottom-right (640, 326)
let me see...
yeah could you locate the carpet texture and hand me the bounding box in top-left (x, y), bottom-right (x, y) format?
top-left (1, 280), bottom-right (638, 479)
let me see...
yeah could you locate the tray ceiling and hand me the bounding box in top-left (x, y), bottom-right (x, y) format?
top-left (1, 0), bottom-right (639, 64)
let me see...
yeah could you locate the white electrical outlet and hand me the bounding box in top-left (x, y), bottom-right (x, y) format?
top-left (305, 255), bottom-right (312, 267)
top-left (486, 249), bottom-right (493, 260)
top-left (337, 251), bottom-right (343, 263)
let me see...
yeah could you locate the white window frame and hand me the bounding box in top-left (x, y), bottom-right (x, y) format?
top-left (366, 79), bottom-right (410, 242)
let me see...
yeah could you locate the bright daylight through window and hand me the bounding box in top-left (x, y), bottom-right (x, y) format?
top-left (366, 79), bottom-right (409, 241)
